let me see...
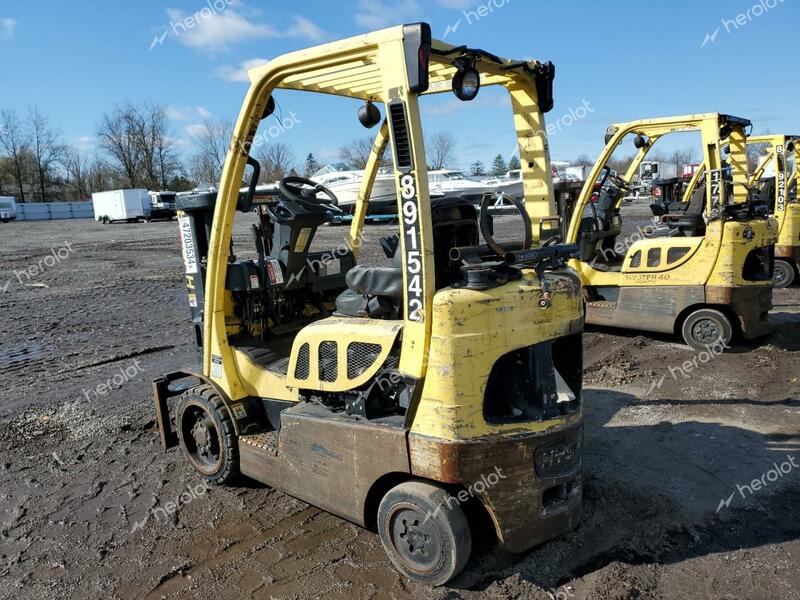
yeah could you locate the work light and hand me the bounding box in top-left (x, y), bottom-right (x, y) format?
top-left (453, 66), bottom-right (480, 101)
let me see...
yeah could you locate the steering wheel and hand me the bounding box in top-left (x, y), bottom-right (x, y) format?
top-left (598, 167), bottom-right (630, 194)
top-left (479, 193), bottom-right (532, 257)
top-left (279, 176), bottom-right (341, 213)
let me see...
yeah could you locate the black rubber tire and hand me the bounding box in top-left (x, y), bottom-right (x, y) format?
top-left (377, 480), bottom-right (471, 586)
top-left (681, 308), bottom-right (733, 352)
top-left (773, 259), bottom-right (796, 288)
top-left (175, 384), bottom-right (239, 484)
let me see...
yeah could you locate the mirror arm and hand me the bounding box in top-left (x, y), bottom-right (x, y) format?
top-left (238, 155), bottom-right (261, 213)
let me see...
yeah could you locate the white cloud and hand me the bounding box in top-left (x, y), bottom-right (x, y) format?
top-left (285, 16), bottom-right (327, 42)
top-left (75, 136), bottom-right (96, 151)
top-left (185, 124), bottom-right (209, 138)
top-left (0, 17), bottom-right (16, 40)
top-left (214, 57), bottom-right (270, 83)
top-left (166, 106), bottom-right (214, 120)
top-left (355, 0), bottom-right (420, 29)
top-left (157, 4), bottom-right (328, 53)
top-left (166, 7), bottom-right (275, 52)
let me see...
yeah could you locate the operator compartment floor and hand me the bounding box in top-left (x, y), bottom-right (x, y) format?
top-left (230, 334), bottom-right (294, 375)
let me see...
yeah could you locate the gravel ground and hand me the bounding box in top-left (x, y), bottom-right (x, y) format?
top-left (0, 211), bottom-right (798, 600)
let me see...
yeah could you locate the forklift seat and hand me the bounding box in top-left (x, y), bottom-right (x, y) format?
top-left (656, 185), bottom-right (706, 237)
top-left (334, 198), bottom-right (478, 318)
top-left (335, 265), bottom-right (404, 317)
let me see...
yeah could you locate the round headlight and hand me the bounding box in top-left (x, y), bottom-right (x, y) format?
top-left (453, 68), bottom-right (480, 101)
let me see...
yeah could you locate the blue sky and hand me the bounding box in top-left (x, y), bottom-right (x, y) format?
top-left (1, 0), bottom-right (798, 171)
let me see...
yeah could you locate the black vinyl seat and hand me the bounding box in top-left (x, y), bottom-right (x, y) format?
top-left (658, 185), bottom-right (706, 237)
top-left (335, 198), bottom-right (479, 318)
top-left (335, 263), bottom-right (403, 317)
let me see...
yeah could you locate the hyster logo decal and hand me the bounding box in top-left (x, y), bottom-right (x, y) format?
top-left (400, 173), bottom-right (424, 321)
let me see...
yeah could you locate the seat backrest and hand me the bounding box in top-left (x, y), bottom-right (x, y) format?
top-left (685, 184), bottom-right (705, 216)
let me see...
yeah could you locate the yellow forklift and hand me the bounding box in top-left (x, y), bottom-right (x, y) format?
top-left (153, 23), bottom-right (584, 585)
top-left (561, 114), bottom-right (777, 350)
top-left (743, 134), bottom-right (798, 287)
top-left (667, 134), bottom-right (798, 287)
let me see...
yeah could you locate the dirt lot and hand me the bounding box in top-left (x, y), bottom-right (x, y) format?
top-left (1, 214), bottom-right (798, 600)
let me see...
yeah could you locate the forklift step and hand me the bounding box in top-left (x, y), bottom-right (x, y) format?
top-left (239, 430), bottom-right (279, 455)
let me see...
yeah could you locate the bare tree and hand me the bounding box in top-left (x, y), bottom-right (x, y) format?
top-left (97, 103), bottom-right (143, 187)
top-left (87, 159), bottom-right (117, 193)
top-left (62, 146), bottom-right (92, 200)
top-left (573, 154), bottom-right (593, 167)
top-left (129, 104), bottom-right (180, 189)
top-left (28, 107), bottom-right (66, 201)
top-left (608, 154), bottom-right (636, 174)
top-left (188, 119), bottom-right (232, 187)
top-left (338, 136), bottom-right (390, 169)
top-left (0, 109), bottom-right (32, 202)
top-left (427, 132), bottom-right (456, 170)
top-left (746, 141), bottom-right (770, 172)
top-left (257, 143), bottom-right (296, 183)
top-left (670, 147), bottom-right (698, 175)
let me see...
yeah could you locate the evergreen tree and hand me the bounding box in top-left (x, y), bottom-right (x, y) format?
top-left (304, 153), bottom-right (320, 177)
top-left (491, 154), bottom-right (507, 176)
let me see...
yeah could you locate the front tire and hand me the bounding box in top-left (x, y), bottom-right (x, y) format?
top-left (774, 259), bottom-right (796, 288)
top-left (681, 308), bottom-right (733, 351)
top-left (377, 481), bottom-right (471, 586)
top-left (176, 384), bottom-right (239, 484)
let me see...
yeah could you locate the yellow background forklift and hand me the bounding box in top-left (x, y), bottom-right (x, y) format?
top-left (745, 134), bottom-right (799, 287)
top-left (675, 134), bottom-right (798, 287)
top-left (153, 23), bottom-right (585, 585)
top-left (562, 114), bottom-right (777, 350)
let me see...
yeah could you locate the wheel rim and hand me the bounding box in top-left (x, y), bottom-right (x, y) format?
top-left (774, 263), bottom-right (791, 287)
top-left (180, 404), bottom-right (222, 474)
top-left (387, 504), bottom-right (443, 574)
top-left (691, 318), bottom-right (723, 346)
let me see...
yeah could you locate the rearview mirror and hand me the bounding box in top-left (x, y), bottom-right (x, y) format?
top-left (261, 96), bottom-right (276, 120)
top-left (604, 126), bottom-right (617, 145)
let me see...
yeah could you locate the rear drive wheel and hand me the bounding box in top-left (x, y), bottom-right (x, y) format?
top-left (773, 259), bottom-right (796, 288)
top-left (176, 384), bottom-right (239, 484)
top-left (681, 308), bottom-right (733, 351)
top-left (377, 481), bottom-right (471, 586)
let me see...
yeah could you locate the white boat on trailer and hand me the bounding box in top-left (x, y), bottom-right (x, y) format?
top-left (310, 163), bottom-right (397, 215)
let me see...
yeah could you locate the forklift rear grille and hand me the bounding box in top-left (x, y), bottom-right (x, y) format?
top-left (388, 101), bottom-right (413, 170)
top-left (347, 342), bottom-right (382, 379)
top-left (319, 341), bottom-right (338, 382)
top-left (295, 343), bottom-right (310, 379)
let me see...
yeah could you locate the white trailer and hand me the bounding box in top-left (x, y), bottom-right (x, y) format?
top-left (639, 161), bottom-right (677, 186)
top-left (92, 189), bottom-right (151, 223)
top-left (0, 196), bottom-right (17, 222)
